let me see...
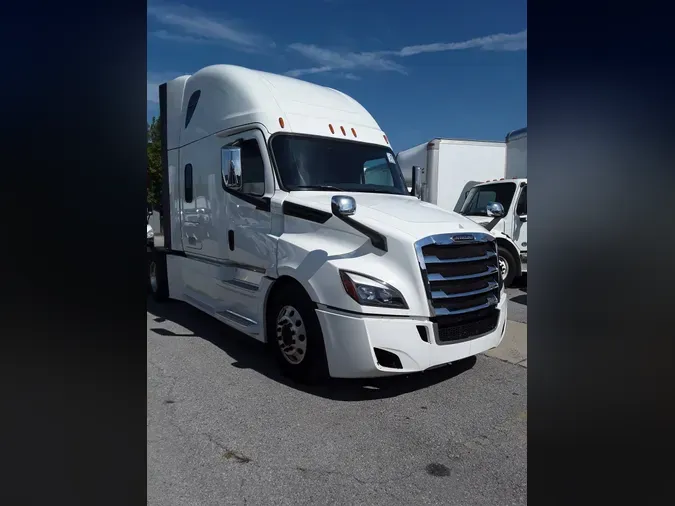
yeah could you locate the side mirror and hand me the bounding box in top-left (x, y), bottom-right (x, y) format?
top-left (412, 166), bottom-right (423, 200)
top-left (221, 147), bottom-right (242, 190)
top-left (486, 201), bottom-right (505, 218)
top-left (331, 195), bottom-right (356, 217)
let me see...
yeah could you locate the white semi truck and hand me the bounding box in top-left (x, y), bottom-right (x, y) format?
top-left (148, 64), bottom-right (509, 383)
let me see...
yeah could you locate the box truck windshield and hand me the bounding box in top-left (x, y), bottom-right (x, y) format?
top-left (460, 182), bottom-right (517, 217)
top-left (271, 134), bottom-right (408, 195)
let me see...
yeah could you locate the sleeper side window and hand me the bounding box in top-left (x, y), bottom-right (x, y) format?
top-left (184, 164), bottom-right (193, 203)
top-left (184, 90), bottom-right (201, 129)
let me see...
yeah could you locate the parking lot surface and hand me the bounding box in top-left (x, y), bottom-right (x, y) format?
top-left (148, 285), bottom-right (527, 506)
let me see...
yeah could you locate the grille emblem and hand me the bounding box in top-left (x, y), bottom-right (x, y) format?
top-left (452, 234), bottom-right (475, 242)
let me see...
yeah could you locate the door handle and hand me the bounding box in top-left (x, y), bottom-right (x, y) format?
top-left (228, 230), bottom-right (235, 251)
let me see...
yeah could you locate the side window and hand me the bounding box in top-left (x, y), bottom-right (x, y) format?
top-left (184, 164), bottom-right (193, 203)
top-left (516, 186), bottom-right (527, 215)
top-left (184, 90), bottom-right (201, 129)
top-left (221, 138), bottom-right (265, 197)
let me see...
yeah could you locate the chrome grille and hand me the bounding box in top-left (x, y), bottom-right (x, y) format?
top-left (415, 233), bottom-right (501, 344)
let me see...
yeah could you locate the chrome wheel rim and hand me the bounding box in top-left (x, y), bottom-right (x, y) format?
top-left (499, 256), bottom-right (509, 281)
top-left (276, 305), bottom-right (307, 365)
top-left (149, 261), bottom-right (158, 293)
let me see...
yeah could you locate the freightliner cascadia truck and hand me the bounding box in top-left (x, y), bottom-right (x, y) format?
top-left (148, 64), bottom-right (509, 383)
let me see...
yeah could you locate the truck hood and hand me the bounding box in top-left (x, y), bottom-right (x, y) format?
top-left (285, 192), bottom-right (490, 241)
top-left (464, 215), bottom-right (492, 226)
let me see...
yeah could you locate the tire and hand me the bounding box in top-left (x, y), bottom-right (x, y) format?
top-left (266, 284), bottom-right (329, 384)
top-left (148, 250), bottom-right (169, 301)
top-left (497, 246), bottom-right (517, 288)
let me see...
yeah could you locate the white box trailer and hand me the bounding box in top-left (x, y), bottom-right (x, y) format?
top-left (505, 127), bottom-right (527, 179)
top-left (397, 139), bottom-right (506, 212)
top-left (148, 64), bottom-right (509, 383)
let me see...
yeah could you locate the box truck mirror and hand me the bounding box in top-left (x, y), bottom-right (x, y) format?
top-left (331, 195), bottom-right (357, 217)
top-left (412, 166), bottom-right (423, 200)
top-left (221, 147), bottom-right (242, 190)
top-left (486, 201), bottom-right (505, 218)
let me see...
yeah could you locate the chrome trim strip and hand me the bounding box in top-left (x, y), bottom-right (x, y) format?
top-left (423, 250), bottom-right (496, 264)
top-left (427, 265), bottom-right (499, 282)
top-left (216, 309), bottom-right (257, 326)
top-left (431, 281), bottom-right (499, 300)
top-left (219, 278), bottom-right (259, 291)
top-left (434, 295), bottom-right (499, 316)
top-left (185, 252), bottom-right (266, 274)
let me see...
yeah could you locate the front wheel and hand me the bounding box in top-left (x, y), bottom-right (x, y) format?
top-left (267, 285), bottom-right (329, 384)
top-left (497, 246), bottom-right (517, 288)
top-left (148, 250), bottom-right (169, 301)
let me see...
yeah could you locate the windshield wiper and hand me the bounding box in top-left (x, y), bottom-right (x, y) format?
top-left (292, 185), bottom-right (347, 191)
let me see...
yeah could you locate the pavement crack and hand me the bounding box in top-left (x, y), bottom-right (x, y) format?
top-left (199, 432), bottom-right (252, 464)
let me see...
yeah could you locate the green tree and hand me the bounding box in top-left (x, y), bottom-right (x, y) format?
top-left (147, 116), bottom-right (162, 210)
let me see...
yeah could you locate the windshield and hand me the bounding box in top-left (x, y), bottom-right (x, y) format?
top-left (460, 182), bottom-right (517, 217)
top-left (271, 134), bottom-right (409, 195)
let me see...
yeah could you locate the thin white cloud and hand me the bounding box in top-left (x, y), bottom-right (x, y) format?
top-left (286, 43), bottom-right (406, 78)
top-left (286, 30), bottom-right (526, 78)
top-left (382, 30), bottom-right (527, 57)
top-left (147, 2), bottom-right (274, 52)
top-left (150, 30), bottom-right (218, 45)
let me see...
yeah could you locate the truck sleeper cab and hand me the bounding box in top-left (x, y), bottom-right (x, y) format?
top-left (148, 64), bottom-right (508, 383)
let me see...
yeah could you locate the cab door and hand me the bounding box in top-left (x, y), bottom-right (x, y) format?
top-left (217, 128), bottom-right (277, 328)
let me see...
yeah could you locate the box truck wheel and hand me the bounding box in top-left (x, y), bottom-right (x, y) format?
top-left (267, 284), bottom-right (329, 384)
top-left (497, 246), bottom-right (517, 288)
top-left (148, 251), bottom-right (169, 301)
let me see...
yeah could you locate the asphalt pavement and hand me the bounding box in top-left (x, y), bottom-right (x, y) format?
top-left (147, 280), bottom-right (527, 506)
top-left (506, 274), bottom-right (527, 324)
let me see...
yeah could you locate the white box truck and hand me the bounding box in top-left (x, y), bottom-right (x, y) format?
top-left (396, 137), bottom-right (525, 286)
top-left (397, 139), bottom-right (506, 212)
top-left (456, 128), bottom-right (527, 286)
top-left (148, 64), bottom-right (509, 383)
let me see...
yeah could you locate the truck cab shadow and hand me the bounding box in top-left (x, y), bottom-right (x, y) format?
top-left (147, 297), bottom-right (477, 401)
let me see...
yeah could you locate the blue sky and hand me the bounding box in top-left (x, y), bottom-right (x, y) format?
top-left (147, 0), bottom-right (526, 151)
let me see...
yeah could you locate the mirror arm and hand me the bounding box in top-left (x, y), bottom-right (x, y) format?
top-left (332, 212), bottom-right (388, 252)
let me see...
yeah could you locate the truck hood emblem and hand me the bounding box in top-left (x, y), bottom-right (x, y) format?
top-left (452, 234), bottom-right (475, 242)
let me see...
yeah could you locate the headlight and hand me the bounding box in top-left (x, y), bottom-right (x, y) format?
top-left (147, 230), bottom-right (154, 239)
top-left (339, 270), bottom-right (408, 309)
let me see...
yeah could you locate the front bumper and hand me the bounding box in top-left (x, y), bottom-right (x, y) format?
top-left (317, 292), bottom-right (508, 378)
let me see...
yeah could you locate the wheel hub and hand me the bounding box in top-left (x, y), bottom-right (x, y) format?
top-left (276, 306), bottom-right (307, 365)
top-left (499, 256), bottom-right (509, 280)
